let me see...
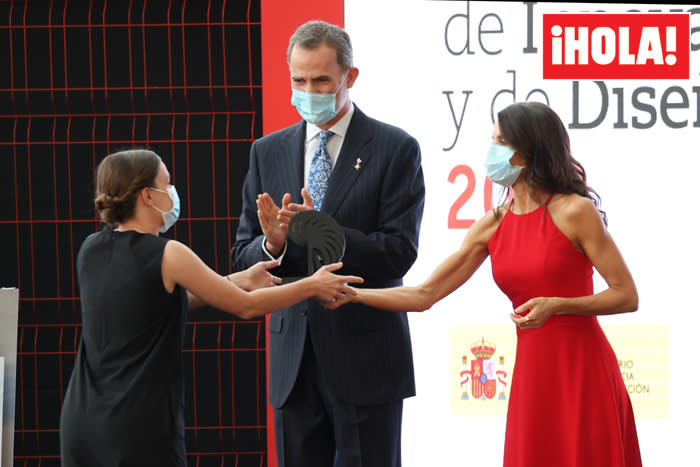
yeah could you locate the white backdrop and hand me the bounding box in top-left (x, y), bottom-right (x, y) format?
top-left (345, 2), bottom-right (699, 465)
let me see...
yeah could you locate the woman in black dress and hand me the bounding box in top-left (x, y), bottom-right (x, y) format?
top-left (59, 149), bottom-right (361, 466)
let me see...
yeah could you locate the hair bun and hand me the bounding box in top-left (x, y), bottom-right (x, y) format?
top-left (95, 192), bottom-right (131, 225)
top-left (94, 149), bottom-right (162, 225)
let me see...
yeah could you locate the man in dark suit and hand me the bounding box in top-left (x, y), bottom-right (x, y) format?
top-left (230, 20), bottom-right (425, 467)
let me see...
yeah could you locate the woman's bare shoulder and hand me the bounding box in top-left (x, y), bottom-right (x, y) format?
top-left (468, 204), bottom-right (509, 245)
top-left (550, 193), bottom-right (600, 222)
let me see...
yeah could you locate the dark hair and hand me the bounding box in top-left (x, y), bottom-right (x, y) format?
top-left (287, 20), bottom-right (354, 71)
top-left (497, 102), bottom-right (607, 225)
top-left (94, 149), bottom-right (162, 225)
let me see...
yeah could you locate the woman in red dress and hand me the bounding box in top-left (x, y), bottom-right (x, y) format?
top-left (331, 102), bottom-right (642, 466)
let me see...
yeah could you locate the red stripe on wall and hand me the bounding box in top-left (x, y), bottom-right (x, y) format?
top-left (261, 2), bottom-right (344, 134)
top-left (260, 1), bottom-right (344, 465)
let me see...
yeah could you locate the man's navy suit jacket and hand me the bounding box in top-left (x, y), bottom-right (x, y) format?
top-left (231, 106), bottom-right (425, 408)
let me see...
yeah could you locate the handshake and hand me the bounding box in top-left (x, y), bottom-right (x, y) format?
top-left (229, 260), bottom-right (363, 309)
top-left (232, 188), bottom-right (363, 309)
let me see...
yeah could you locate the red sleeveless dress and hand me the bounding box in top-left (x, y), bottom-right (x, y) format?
top-left (487, 200), bottom-right (642, 467)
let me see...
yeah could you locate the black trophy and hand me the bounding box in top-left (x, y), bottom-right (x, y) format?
top-left (282, 210), bottom-right (345, 283)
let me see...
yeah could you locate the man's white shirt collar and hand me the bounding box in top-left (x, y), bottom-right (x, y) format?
top-left (305, 103), bottom-right (354, 142)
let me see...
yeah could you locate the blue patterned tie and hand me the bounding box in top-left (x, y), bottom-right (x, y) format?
top-left (308, 130), bottom-right (334, 211)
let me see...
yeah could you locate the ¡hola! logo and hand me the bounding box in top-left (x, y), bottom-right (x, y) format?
top-left (542, 13), bottom-right (689, 79)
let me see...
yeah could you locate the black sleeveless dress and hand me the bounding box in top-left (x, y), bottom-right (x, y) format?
top-left (60, 227), bottom-right (187, 466)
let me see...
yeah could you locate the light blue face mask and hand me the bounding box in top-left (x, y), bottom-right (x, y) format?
top-left (485, 143), bottom-right (525, 187)
top-left (290, 71), bottom-right (349, 125)
top-left (150, 185), bottom-right (180, 234)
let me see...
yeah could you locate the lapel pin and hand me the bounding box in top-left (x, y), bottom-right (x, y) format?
top-left (354, 158), bottom-right (362, 170)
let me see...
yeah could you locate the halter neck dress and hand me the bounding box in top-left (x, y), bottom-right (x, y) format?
top-left (487, 198), bottom-right (641, 467)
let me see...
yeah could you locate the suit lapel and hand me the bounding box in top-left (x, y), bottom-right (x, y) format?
top-left (280, 120), bottom-right (306, 201)
top-left (322, 107), bottom-right (374, 217)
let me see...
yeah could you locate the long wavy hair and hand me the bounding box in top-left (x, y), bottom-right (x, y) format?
top-left (497, 102), bottom-right (607, 225)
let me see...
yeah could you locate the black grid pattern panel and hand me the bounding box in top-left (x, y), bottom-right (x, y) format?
top-left (0, 0), bottom-right (266, 465)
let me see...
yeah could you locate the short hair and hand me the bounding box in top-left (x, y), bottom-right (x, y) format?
top-left (94, 149), bottom-right (162, 225)
top-left (287, 20), bottom-right (354, 70)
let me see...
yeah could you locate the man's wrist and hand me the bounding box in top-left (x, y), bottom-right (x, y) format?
top-left (262, 237), bottom-right (287, 261)
top-left (265, 240), bottom-right (283, 258)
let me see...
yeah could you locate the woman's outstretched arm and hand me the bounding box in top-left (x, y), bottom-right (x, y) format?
top-left (341, 211), bottom-right (501, 312)
top-left (163, 241), bottom-right (362, 319)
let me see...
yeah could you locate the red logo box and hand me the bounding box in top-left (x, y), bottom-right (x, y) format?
top-left (542, 13), bottom-right (690, 79)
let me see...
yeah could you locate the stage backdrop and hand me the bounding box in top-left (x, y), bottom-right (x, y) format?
top-left (343, 1), bottom-right (697, 466)
top-left (1, 1), bottom-right (267, 466)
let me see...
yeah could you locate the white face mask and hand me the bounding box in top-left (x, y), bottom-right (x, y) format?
top-left (150, 185), bottom-right (180, 233)
top-left (485, 143), bottom-right (525, 187)
top-left (290, 71), bottom-right (349, 125)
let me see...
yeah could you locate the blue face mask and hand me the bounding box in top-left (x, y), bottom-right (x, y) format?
top-left (290, 71), bottom-right (349, 125)
top-left (151, 185), bottom-right (180, 234)
top-left (485, 143), bottom-right (525, 187)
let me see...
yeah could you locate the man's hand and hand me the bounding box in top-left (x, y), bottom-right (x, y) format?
top-left (257, 193), bottom-right (287, 257)
top-left (278, 188), bottom-right (316, 232)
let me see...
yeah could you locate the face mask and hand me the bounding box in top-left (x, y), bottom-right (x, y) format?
top-left (290, 71), bottom-right (349, 125)
top-left (485, 143), bottom-right (525, 187)
top-left (150, 185), bottom-right (180, 233)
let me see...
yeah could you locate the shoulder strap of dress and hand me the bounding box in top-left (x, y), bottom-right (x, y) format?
top-left (544, 194), bottom-right (554, 206)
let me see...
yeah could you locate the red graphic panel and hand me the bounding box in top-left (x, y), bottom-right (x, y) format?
top-left (543, 13), bottom-right (690, 79)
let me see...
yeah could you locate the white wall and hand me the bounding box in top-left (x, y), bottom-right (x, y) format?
top-left (346, 2), bottom-right (699, 465)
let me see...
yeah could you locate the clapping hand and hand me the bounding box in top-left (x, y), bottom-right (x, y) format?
top-left (256, 193), bottom-right (287, 257)
top-left (278, 188), bottom-right (315, 230)
top-left (257, 189), bottom-right (315, 255)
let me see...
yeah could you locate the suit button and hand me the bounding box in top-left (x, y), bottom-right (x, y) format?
top-left (300, 310), bottom-right (308, 316)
